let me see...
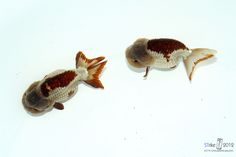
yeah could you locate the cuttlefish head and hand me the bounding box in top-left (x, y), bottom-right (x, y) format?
top-left (125, 38), bottom-right (155, 77)
top-left (22, 81), bottom-right (54, 114)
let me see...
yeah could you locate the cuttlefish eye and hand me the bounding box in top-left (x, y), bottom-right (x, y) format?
top-left (133, 59), bottom-right (138, 63)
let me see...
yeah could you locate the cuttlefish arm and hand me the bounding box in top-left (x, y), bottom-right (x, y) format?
top-left (143, 66), bottom-right (150, 78)
top-left (53, 102), bottom-right (64, 110)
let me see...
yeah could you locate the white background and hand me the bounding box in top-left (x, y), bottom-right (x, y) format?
top-left (0, 0), bottom-right (235, 157)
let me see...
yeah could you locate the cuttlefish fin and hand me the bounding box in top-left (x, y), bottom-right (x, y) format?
top-left (53, 102), bottom-right (64, 110)
top-left (184, 48), bottom-right (217, 81)
top-left (143, 66), bottom-right (150, 78)
top-left (76, 51), bottom-right (107, 89)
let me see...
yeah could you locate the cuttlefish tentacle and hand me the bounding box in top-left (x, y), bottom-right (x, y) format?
top-left (143, 66), bottom-right (150, 78)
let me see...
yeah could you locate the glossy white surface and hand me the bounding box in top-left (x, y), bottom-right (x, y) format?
top-left (0, 0), bottom-right (235, 156)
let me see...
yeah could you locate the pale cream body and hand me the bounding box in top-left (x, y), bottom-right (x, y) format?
top-left (148, 49), bottom-right (190, 69)
top-left (37, 67), bottom-right (88, 103)
top-left (136, 38), bottom-right (191, 69)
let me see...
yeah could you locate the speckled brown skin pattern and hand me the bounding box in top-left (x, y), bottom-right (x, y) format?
top-left (126, 38), bottom-right (188, 67)
top-left (147, 38), bottom-right (188, 61)
top-left (40, 71), bottom-right (77, 97)
top-left (126, 38), bottom-right (217, 79)
top-left (22, 52), bottom-right (107, 115)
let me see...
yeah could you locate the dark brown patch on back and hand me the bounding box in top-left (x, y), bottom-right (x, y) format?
top-left (41, 71), bottom-right (77, 97)
top-left (147, 39), bottom-right (188, 61)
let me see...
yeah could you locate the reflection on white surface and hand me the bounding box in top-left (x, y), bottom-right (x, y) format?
top-left (0, 0), bottom-right (236, 157)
